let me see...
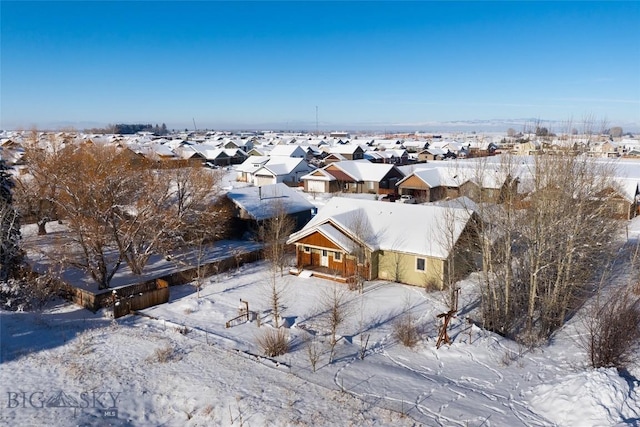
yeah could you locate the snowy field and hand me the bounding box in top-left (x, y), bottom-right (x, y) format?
top-left (2, 249), bottom-right (640, 426)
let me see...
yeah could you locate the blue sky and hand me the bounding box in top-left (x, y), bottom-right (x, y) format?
top-left (2, 1), bottom-right (639, 131)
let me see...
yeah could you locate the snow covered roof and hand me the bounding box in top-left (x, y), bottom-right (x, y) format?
top-left (326, 144), bottom-right (364, 155)
top-left (236, 156), bottom-right (271, 173)
top-left (269, 144), bottom-right (306, 157)
top-left (328, 160), bottom-right (402, 182)
top-left (256, 157), bottom-right (312, 176)
top-left (226, 183), bottom-right (315, 221)
top-left (301, 168), bottom-right (336, 182)
top-left (288, 197), bottom-right (473, 259)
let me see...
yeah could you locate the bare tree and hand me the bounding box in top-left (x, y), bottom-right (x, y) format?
top-left (261, 198), bottom-right (296, 277)
top-left (472, 152), bottom-right (622, 342)
top-left (48, 144), bottom-right (223, 288)
top-left (345, 209), bottom-right (373, 293)
top-left (304, 333), bottom-right (322, 372)
top-left (13, 130), bottom-right (64, 235)
top-left (322, 283), bottom-right (351, 363)
top-left (163, 167), bottom-right (231, 297)
top-left (0, 159), bottom-right (21, 282)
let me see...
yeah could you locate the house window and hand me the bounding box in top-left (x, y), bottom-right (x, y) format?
top-left (334, 252), bottom-right (342, 262)
top-left (416, 257), bottom-right (426, 272)
top-left (304, 246), bottom-right (310, 253)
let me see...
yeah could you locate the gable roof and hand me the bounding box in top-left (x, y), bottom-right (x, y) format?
top-left (288, 197), bottom-right (473, 259)
top-left (236, 156), bottom-right (271, 173)
top-left (326, 160), bottom-right (403, 182)
top-left (256, 157), bottom-right (312, 176)
top-left (269, 144), bottom-right (306, 157)
top-left (301, 168), bottom-right (336, 182)
top-left (226, 183), bottom-right (315, 221)
top-left (326, 144), bottom-right (364, 155)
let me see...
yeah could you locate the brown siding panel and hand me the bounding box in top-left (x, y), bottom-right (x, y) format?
top-left (297, 231), bottom-right (342, 250)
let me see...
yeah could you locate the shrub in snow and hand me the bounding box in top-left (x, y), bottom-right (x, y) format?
top-left (148, 344), bottom-right (181, 363)
top-left (393, 312), bottom-right (420, 348)
top-left (583, 289), bottom-right (640, 370)
top-left (256, 327), bottom-right (289, 357)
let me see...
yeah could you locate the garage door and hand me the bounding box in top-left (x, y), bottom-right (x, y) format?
top-left (254, 175), bottom-right (275, 186)
top-left (307, 180), bottom-right (325, 193)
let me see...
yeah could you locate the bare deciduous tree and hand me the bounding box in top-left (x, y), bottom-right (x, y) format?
top-left (472, 152), bottom-right (622, 342)
top-left (261, 199), bottom-right (296, 277)
top-left (13, 130), bottom-right (65, 235)
top-left (322, 283), bottom-right (352, 363)
top-left (48, 144), bottom-right (230, 289)
top-left (346, 209), bottom-right (373, 293)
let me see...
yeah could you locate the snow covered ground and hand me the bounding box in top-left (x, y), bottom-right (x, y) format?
top-left (2, 246), bottom-right (640, 426)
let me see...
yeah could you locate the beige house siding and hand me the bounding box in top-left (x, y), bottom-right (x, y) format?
top-left (377, 251), bottom-right (444, 288)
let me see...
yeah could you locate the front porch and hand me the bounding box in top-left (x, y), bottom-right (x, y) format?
top-left (289, 265), bottom-right (351, 283)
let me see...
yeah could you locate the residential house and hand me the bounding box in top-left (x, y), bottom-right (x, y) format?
top-left (302, 160), bottom-right (404, 195)
top-left (396, 166), bottom-right (518, 204)
top-left (325, 144), bottom-right (365, 161)
top-left (236, 156), bottom-right (271, 182)
top-left (599, 178), bottom-right (639, 220)
top-left (417, 147), bottom-right (447, 162)
top-left (226, 183), bottom-right (316, 238)
top-left (301, 168), bottom-right (340, 193)
top-left (287, 197), bottom-right (479, 288)
top-left (252, 157), bottom-right (315, 186)
top-left (269, 144), bottom-right (307, 158)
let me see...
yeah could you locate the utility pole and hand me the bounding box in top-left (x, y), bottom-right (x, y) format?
top-left (193, 118), bottom-right (197, 131)
top-left (316, 106), bottom-right (319, 136)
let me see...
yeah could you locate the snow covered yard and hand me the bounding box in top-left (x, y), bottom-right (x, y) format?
top-left (2, 255), bottom-right (639, 426)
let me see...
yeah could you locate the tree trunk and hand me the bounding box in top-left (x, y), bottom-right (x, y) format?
top-left (37, 221), bottom-right (47, 235)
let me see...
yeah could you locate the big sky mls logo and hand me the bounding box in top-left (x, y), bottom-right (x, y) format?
top-left (6, 390), bottom-right (120, 418)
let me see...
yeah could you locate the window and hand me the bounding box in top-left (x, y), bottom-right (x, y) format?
top-left (416, 257), bottom-right (426, 272)
top-left (334, 252), bottom-right (342, 262)
top-left (322, 250), bottom-right (328, 256)
top-left (304, 246), bottom-right (310, 253)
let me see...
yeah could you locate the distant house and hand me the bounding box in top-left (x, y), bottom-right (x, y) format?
top-left (302, 160), bottom-right (404, 195)
top-left (236, 156), bottom-right (271, 182)
top-left (595, 178), bottom-right (639, 220)
top-left (325, 144), bottom-right (365, 161)
top-left (251, 157), bottom-right (315, 186)
top-left (417, 148), bottom-right (447, 162)
top-left (226, 183), bottom-right (316, 238)
top-left (301, 168), bottom-right (339, 193)
top-left (365, 148), bottom-right (409, 165)
top-left (287, 197), bottom-right (479, 288)
top-left (224, 148), bottom-right (249, 165)
top-left (321, 152), bottom-right (347, 165)
top-left (269, 144), bottom-right (307, 158)
top-left (396, 167), bottom-right (518, 204)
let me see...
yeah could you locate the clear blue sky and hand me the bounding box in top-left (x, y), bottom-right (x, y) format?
top-left (2, 1), bottom-right (639, 131)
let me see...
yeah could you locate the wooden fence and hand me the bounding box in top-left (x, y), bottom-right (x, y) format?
top-left (62, 247), bottom-right (262, 314)
top-left (113, 283), bottom-right (170, 319)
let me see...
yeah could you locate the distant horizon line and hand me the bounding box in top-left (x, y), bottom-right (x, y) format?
top-left (3, 117), bottom-right (639, 134)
